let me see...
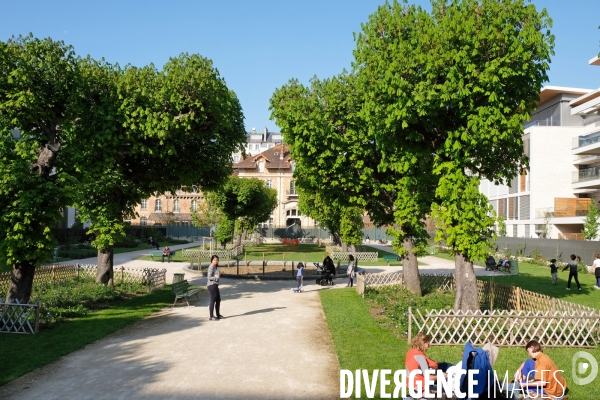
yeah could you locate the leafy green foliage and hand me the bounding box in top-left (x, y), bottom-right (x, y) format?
top-left (582, 200), bottom-right (600, 240)
top-left (365, 285), bottom-right (455, 336)
top-left (209, 176), bottom-right (278, 238)
top-left (35, 278), bottom-right (146, 325)
top-left (0, 35), bottom-right (79, 269)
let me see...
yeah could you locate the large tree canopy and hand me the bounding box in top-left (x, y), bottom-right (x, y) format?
top-left (354, 0), bottom-right (553, 309)
top-left (1, 34), bottom-right (247, 299)
top-left (272, 0), bottom-right (553, 304)
top-left (62, 53), bottom-right (247, 284)
top-left (0, 35), bottom-right (80, 302)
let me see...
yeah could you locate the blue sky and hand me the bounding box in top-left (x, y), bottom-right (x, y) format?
top-left (1, 0), bottom-right (599, 132)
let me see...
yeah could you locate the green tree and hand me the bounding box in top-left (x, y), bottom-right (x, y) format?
top-left (0, 35), bottom-right (80, 302)
top-left (353, 0), bottom-right (553, 309)
top-left (582, 200), bottom-right (600, 240)
top-left (209, 177), bottom-right (278, 247)
top-left (63, 54), bottom-right (246, 284)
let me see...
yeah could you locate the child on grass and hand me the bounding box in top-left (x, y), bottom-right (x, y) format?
top-left (550, 259), bottom-right (558, 285)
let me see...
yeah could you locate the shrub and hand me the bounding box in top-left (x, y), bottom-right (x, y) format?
top-left (364, 285), bottom-right (455, 336)
top-left (34, 278), bottom-right (146, 326)
top-left (114, 235), bottom-right (139, 248)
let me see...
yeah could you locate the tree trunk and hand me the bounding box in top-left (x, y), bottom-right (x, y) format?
top-left (348, 244), bottom-right (356, 253)
top-left (341, 241), bottom-right (348, 252)
top-left (5, 261), bottom-right (36, 303)
top-left (241, 229), bottom-right (247, 242)
top-left (402, 237), bottom-right (422, 296)
top-left (96, 248), bottom-right (114, 285)
top-left (454, 253), bottom-right (479, 311)
top-left (235, 233), bottom-right (242, 247)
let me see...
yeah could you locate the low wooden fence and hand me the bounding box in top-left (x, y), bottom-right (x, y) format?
top-left (181, 246), bottom-right (243, 260)
top-left (356, 272), bottom-right (600, 347)
top-left (0, 265), bottom-right (166, 335)
top-left (408, 308), bottom-right (600, 348)
top-left (0, 299), bottom-right (40, 334)
top-left (1, 264), bottom-right (167, 297)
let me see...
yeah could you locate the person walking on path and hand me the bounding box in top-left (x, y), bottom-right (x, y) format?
top-left (207, 255), bottom-right (224, 320)
top-left (562, 254), bottom-right (582, 291)
top-left (294, 262), bottom-right (304, 292)
top-left (346, 255), bottom-right (355, 288)
top-left (549, 259), bottom-right (558, 285)
top-left (593, 254), bottom-right (600, 289)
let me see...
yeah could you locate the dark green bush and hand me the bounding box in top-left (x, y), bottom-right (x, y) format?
top-left (34, 278), bottom-right (146, 325)
top-left (57, 248), bottom-right (97, 259)
top-left (364, 285), bottom-right (455, 336)
top-left (114, 235), bottom-right (139, 248)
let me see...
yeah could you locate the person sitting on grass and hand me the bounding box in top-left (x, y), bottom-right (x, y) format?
top-left (514, 340), bottom-right (567, 399)
top-left (405, 332), bottom-right (451, 397)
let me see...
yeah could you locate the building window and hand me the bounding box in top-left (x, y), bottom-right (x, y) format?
top-left (258, 161), bottom-right (265, 172)
top-left (291, 161), bottom-right (296, 172)
top-left (268, 143), bottom-right (274, 148)
top-left (290, 180), bottom-right (296, 195)
top-left (234, 155), bottom-right (240, 163)
top-left (141, 199), bottom-right (147, 211)
top-left (266, 180), bottom-right (272, 188)
top-left (173, 199), bottom-right (180, 213)
top-left (191, 199), bottom-right (198, 212)
top-left (140, 217), bottom-right (147, 226)
top-left (255, 144), bottom-right (260, 151)
top-left (155, 199), bottom-right (162, 212)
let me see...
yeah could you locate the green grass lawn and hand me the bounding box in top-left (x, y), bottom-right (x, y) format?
top-left (0, 286), bottom-right (175, 387)
top-left (320, 288), bottom-right (600, 399)
top-left (432, 254), bottom-right (600, 310)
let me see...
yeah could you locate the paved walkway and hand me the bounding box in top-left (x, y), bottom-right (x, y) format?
top-left (1, 247), bottom-right (495, 399)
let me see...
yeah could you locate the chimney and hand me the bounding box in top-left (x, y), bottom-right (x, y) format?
top-left (279, 145), bottom-right (284, 160)
top-left (263, 126), bottom-right (268, 142)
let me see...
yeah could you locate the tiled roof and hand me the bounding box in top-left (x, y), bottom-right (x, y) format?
top-left (233, 144), bottom-right (291, 170)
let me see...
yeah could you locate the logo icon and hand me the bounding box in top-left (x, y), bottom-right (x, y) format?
top-left (572, 351), bottom-right (598, 386)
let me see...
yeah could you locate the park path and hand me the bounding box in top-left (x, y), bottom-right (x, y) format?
top-left (0, 275), bottom-right (340, 400)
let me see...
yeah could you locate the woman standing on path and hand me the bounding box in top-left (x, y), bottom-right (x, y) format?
top-left (207, 255), bottom-right (224, 320)
top-left (346, 255), bottom-right (355, 288)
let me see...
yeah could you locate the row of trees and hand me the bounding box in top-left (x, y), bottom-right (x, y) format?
top-left (270, 0), bottom-right (554, 310)
top-left (0, 35), bottom-right (247, 303)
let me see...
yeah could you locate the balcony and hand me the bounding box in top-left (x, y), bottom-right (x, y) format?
top-left (286, 190), bottom-right (298, 198)
top-left (535, 198), bottom-right (592, 219)
top-left (572, 129), bottom-right (600, 155)
top-left (572, 166), bottom-right (600, 183)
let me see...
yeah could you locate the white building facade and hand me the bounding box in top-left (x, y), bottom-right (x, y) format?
top-left (480, 56), bottom-right (600, 239)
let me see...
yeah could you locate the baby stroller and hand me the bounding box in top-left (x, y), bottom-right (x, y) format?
top-left (314, 262), bottom-right (335, 286)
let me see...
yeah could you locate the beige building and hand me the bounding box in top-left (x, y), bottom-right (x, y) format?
top-left (233, 144), bottom-right (316, 228)
top-left (129, 144), bottom-right (316, 229)
top-left (129, 188), bottom-right (204, 226)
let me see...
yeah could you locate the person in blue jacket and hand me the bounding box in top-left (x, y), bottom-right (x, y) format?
top-left (459, 342), bottom-right (494, 398)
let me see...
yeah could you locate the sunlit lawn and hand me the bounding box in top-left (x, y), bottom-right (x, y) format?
top-left (0, 287), bottom-right (174, 387)
top-left (320, 287), bottom-right (600, 399)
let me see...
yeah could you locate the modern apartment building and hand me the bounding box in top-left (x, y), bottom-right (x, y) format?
top-left (480, 56), bottom-right (600, 239)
